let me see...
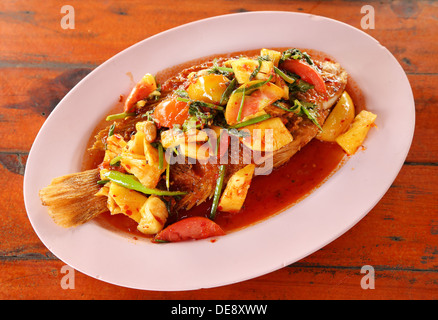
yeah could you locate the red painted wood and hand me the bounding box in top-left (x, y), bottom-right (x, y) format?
top-left (0, 0), bottom-right (436, 300)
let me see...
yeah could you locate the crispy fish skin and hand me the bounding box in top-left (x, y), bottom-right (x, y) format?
top-left (169, 162), bottom-right (220, 210)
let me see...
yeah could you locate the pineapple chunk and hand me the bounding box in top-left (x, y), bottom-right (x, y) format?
top-left (144, 139), bottom-right (160, 166)
top-left (127, 125), bottom-right (163, 165)
top-left (121, 151), bottom-right (163, 188)
top-left (336, 110), bottom-right (377, 155)
top-left (317, 91), bottom-right (355, 142)
top-left (103, 134), bottom-right (127, 163)
top-left (161, 129), bottom-right (186, 149)
top-left (230, 58), bottom-right (274, 84)
top-left (95, 184), bottom-right (109, 197)
top-left (137, 196), bottom-right (169, 234)
top-left (161, 128), bottom-right (211, 161)
top-left (184, 128), bottom-right (209, 143)
top-left (161, 128), bottom-right (208, 149)
top-left (126, 130), bottom-right (145, 155)
top-left (107, 182), bottom-right (147, 223)
top-left (178, 141), bottom-right (212, 162)
top-left (260, 48), bottom-right (282, 67)
top-left (218, 164), bottom-right (255, 213)
top-left (274, 75), bottom-right (289, 100)
top-left (127, 128), bottom-right (162, 166)
top-left (240, 117), bottom-right (293, 152)
top-left (121, 130), bottom-right (165, 188)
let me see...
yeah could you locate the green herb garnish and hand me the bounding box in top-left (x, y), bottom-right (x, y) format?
top-left (279, 48), bottom-right (314, 66)
top-left (157, 143), bottom-right (164, 170)
top-left (176, 97), bottom-right (224, 111)
top-left (233, 75), bottom-right (273, 95)
top-left (141, 109), bottom-right (155, 121)
top-left (230, 114), bottom-right (271, 129)
top-left (274, 66), bottom-right (296, 84)
top-left (108, 123), bottom-right (115, 137)
top-left (109, 155), bottom-right (122, 166)
top-left (210, 164), bottom-right (226, 220)
top-left (102, 171), bottom-right (187, 196)
top-left (273, 100), bottom-right (301, 113)
top-left (280, 48), bottom-right (303, 64)
top-left (208, 59), bottom-right (234, 76)
top-left (249, 59), bottom-right (262, 81)
top-left (165, 161), bottom-right (170, 190)
top-left (220, 78), bottom-right (237, 105)
top-left (153, 239), bottom-right (170, 243)
top-left (174, 89), bottom-right (189, 98)
top-left (288, 79), bottom-right (314, 97)
top-left (236, 86), bottom-right (246, 122)
top-left (292, 100), bottom-right (322, 130)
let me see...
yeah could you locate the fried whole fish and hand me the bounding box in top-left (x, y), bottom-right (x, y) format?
top-left (40, 48), bottom-right (348, 226)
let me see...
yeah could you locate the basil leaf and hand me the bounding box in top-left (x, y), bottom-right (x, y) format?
top-left (249, 58), bottom-right (262, 81)
top-left (208, 59), bottom-right (234, 76)
top-left (220, 78), bottom-right (237, 105)
top-left (279, 48), bottom-right (314, 66)
top-left (288, 79), bottom-right (314, 97)
top-left (294, 100), bottom-right (322, 130)
top-left (174, 89), bottom-right (189, 98)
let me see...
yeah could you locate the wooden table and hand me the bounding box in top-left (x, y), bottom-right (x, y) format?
top-left (1, 0), bottom-right (436, 300)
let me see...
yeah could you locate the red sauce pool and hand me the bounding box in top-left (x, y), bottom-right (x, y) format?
top-left (172, 139), bottom-right (346, 232)
top-left (87, 139), bottom-right (346, 238)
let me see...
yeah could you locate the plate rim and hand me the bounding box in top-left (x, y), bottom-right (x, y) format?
top-left (23, 11), bottom-right (415, 291)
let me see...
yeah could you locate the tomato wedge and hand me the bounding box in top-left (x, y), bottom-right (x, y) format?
top-left (225, 82), bottom-right (284, 126)
top-left (281, 59), bottom-right (327, 95)
top-left (154, 217), bottom-right (225, 242)
top-left (124, 74), bottom-right (157, 112)
top-left (153, 98), bottom-right (190, 128)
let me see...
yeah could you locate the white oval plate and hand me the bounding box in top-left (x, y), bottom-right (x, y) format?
top-left (24, 11), bottom-right (415, 291)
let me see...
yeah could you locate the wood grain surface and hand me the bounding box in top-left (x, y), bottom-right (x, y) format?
top-left (1, 0), bottom-right (437, 300)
